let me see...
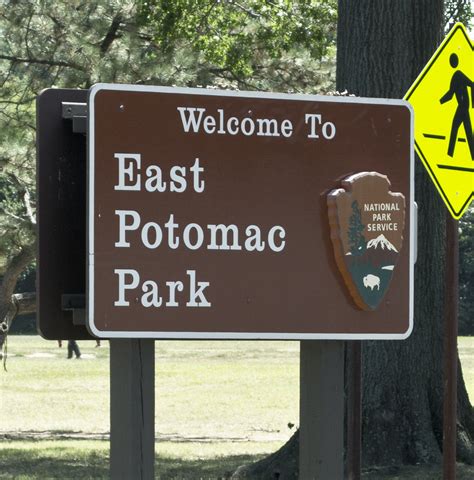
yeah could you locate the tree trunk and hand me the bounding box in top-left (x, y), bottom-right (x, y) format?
top-left (231, 434), bottom-right (299, 480)
top-left (337, 0), bottom-right (474, 466)
top-left (234, 1), bottom-right (473, 477)
top-left (0, 245), bottom-right (35, 351)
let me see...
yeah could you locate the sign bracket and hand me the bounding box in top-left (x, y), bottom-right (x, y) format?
top-left (62, 101), bottom-right (87, 134)
top-left (61, 294), bottom-right (86, 326)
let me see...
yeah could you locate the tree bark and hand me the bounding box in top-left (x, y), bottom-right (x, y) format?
top-left (0, 245), bottom-right (35, 351)
top-left (234, 1), bottom-right (473, 477)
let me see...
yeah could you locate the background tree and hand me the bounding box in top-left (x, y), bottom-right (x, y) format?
top-left (235, 0), bottom-right (473, 477)
top-left (137, 0), bottom-right (337, 91)
top-left (0, 0), bottom-right (337, 351)
top-left (444, 0), bottom-right (473, 32)
top-left (0, 0), bottom-right (163, 348)
top-left (337, 0), bottom-right (474, 466)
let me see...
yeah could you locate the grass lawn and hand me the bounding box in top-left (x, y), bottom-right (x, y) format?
top-left (1, 336), bottom-right (297, 479)
top-left (459, 337), bottom-right (474, 404)
top-left (0, 439), bottom-right (262, 479)
top-left (1, 335), bottom-right (474, 479)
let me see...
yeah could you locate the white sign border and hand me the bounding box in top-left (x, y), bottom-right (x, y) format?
top-left (87, 83), bottom-right (415, 340)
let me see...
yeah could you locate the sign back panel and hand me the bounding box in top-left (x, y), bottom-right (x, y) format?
top-left (37, 88), bottom-right (94, 340)
top-left (88, 85), bottom-right (414, 339)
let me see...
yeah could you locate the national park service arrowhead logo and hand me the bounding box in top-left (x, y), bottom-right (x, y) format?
top-left (327, 172), bottom-right (406, 311)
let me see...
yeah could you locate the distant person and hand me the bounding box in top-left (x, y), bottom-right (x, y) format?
top-left (96, 340), bottom-right (101, 347)
top-left (67, 340), bottom-right (81, 359)
top-left (439, 53), bottom-right (473, 160)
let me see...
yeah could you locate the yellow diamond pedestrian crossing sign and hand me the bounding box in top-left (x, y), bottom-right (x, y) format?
top-left (405, 23), bottom-right (473, 219)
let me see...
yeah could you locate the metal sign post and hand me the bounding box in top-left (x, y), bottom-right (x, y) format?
top-left (443, 216), bottom-right (459, 480)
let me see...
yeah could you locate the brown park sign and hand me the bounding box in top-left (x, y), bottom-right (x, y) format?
top-left (87, 84), bottom-right (414, 339)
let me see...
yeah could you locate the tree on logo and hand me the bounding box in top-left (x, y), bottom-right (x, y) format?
top-left (348, 200), bottom-right (366, 256)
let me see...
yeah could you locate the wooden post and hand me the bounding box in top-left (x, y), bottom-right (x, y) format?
top-left (110, 339), bottom-right (155, 480)
top-left (346, 341), bottom-right (362, 480)
top-left (300, 340), bottom-right (345, 479)
top-left (443, 216), bottom-right (459, 480)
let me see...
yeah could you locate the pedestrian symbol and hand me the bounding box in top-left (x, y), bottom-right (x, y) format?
top-left (405, 23), bottom-right (473, 219)
top-left (440, 53), bottom-right (473, 159)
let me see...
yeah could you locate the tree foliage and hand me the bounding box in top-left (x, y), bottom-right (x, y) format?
top-left (0, 0), bottom-right (338, 347)
top-left (0, 0), bottom-right (186, 343)
top-left (0, 0), bottom-right (338, 268)
top-left (444, 0), bottom-right (473, 31)
top-left (138, 0), bottom-right (337, 86)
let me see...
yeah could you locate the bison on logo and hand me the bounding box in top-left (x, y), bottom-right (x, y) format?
top-left (327, 172), bottom-right (406, 311)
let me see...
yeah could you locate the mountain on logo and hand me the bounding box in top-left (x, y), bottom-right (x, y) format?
top-left (367, 234), bottom-right (398, 253)
top-left (364, 234), bottom-right (399, 269)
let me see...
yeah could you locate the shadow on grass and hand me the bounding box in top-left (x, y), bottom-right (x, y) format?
top-left (0, 449), bottom-right (108, 480)
top-left (0, 441), bottom-right (262, 479)
top-left (3, 441), bottom-right (474, 479)
top-left (362, 463), bottom-right (474, 480)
